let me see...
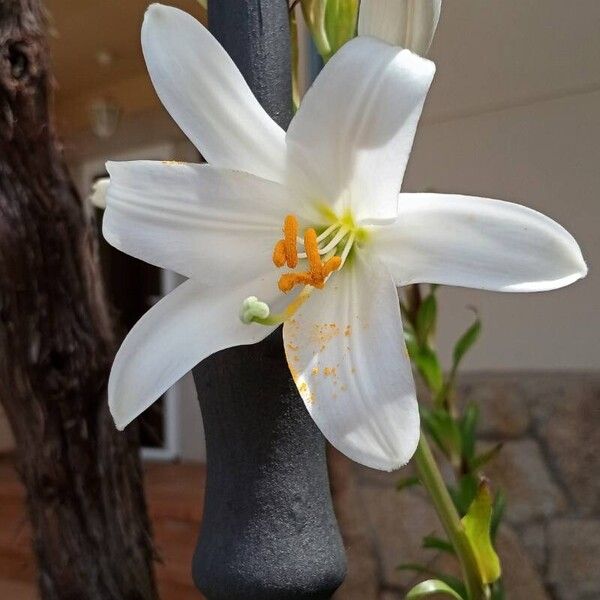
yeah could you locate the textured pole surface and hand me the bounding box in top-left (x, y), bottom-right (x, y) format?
top-left (192, 1), bottom-right (347, 599)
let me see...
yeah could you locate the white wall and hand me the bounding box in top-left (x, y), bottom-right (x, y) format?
top-left (405, 90), bottom-right (599, 371)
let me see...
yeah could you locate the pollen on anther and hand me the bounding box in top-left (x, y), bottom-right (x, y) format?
top-left (273, 239), bottom-right (287, 267)
top-left (283, 215), bottom-right (299, 268)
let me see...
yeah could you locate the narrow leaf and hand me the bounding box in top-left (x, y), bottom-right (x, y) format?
top-left (471, 443), bottom-right (503, 472)
top-left (460, 403), bottom-right (479, 463)
top-left (416, 294), bottom-right (437, 344)
top-left (414, 346), bottom-right (444, 394)
top-left (461, 480), bottom-right (502, 584)
top-left (423, 535), bottom-right (456, 555)
top-left (452, 317), bottom-right (481, 370)
top-left (491, 489), bottom-right (507, 541)
top-left (421, 407), bottom-right (462, 460)
top-left (397, 565), bottom-right (467, 598)
top-left (396, 476), bottom-right (421, 491)
top-left (406, 579), bottom-right (465, 600)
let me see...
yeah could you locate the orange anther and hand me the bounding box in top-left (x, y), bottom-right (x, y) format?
top-left (278, 272), bottom-right (312, 293)
top-left (272, 239), bottom-right (286, 267)
top-left (304, 228), bottom-right (323, 280)
top-left (283, 215), bottom-right (299, 268)
top-left (323, 256), bottom-right (342, 277)
top-left (274, 215), bottom-right (343, 294)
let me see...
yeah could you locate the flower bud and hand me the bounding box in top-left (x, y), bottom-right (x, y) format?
top-left (358, 0), bottom-right (442, 56)
top-left (301, 0), bottom-right (359, 62)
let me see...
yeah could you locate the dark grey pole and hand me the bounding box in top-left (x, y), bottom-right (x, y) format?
top-left (191, 2), bottom-right (347, 599)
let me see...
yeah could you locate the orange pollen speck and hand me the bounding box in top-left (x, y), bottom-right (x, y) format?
top-left (272, 215), bottom-right (344, 294)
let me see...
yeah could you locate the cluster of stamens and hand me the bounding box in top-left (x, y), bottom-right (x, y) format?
top-left (240, 213), bottom-right (357, 326)
top-left (272, 214), bottom-right (354, 293)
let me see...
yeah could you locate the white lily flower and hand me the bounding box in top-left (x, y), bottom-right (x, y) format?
top-left (358, 0), bottom-right (442, 56)
top-left (103, 4), bottom-right (587, 471)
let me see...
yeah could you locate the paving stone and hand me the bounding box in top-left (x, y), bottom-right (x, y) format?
top-left (431, 526), bottom-right (549, 600)
top-left (458, 379), bottom-right (530, 437)
top-left (484, 439), bottom-right (566, 525)
top-left (353, 461), bottom-right (418, 489)
top-left (378, 591), bottom-right (403, 600)
top-left (330, 450), bottom-right (379, 600)
top-left (536, 380), bottom-right (600, 515)
top-left (548, 519), bottom-right (600, 599)
top-left (358, 484), bottom-right (442, 589)
top-left (521, 522), bottom-right (547, 572)
top-left (496, 526), bottom-right (550, 600)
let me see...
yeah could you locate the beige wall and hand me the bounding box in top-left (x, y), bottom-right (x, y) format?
top-left (405, 90), bottom-right (599, 371)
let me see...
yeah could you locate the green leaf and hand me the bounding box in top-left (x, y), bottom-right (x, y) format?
top-left (452, 316), bottom-right (481, 371)
top-left (421, 408), bottom-right (462, 460)
top-left (470, 443), bottom-right (503, 472)
top-left (491, 489), bottom-right (507, 541)
top-left (490, 579), bottom-right (506, 600)
top-left (416, 294), bottom-right (437, 344)
top-left (397, 565), bottom-right (467, 598)
top-left (413, 346), bottom-right (444, 394)
top-left (396, 476), bottom-right (421, 492)
top-left (406, 579), bottom-right (465, 599)
top-left (461, 480), bottom-right (502, 584)
top-left (422, 535), bottom-right (456, 555)
top-left (449, 473), bottom-right (479, 515)
top-left (460, 403), bottom-right (479, 463)
top-left (404, 329), bottom-right (420, 360)
top-left (196, 0), bottom-right (207, 8)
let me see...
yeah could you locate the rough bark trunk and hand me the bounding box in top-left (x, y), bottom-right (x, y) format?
top-left (0, 2), bottom-right (158, 599)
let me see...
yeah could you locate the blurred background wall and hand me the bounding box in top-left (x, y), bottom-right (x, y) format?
top-left (0, 0), bottom-right (598, 459)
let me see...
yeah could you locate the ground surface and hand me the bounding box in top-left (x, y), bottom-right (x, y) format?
top-left (0, 460), bottom-right (207, 600)
top-left (1, 372), bottom-right (599, 599)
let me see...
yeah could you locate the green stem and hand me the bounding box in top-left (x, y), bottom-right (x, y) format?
top-left (414, 433), bottom-right (486, 600)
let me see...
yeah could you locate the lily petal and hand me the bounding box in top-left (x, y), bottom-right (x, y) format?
top-left (142, 4), bottom-right (286, 182)
top-left (358, 0), bottom-right (442, 56)
top-left (103, 161), bottom-right (301, 283)
top-left (286, 36), bottom-right (435, 222)
top-left (373, 193), bottom-right (588, 291)
top-left (283, 251), bottom-right (419, 471)
top-left (109, 276), bottom-right (278, 430)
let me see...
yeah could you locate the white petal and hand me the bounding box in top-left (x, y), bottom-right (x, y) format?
top-left (142, 4), bottom-right (286, 182)
top-left (283, 251), bottom-right (419, 471)
top-left (373, 193), bottom-right (588, 291)
top-left (358, 0), bottom-right (442, 56)
top-left (103, 161), bottom-right (301, 283)
top-left (109, 275), bottom-right (279, 430)
top-left (286, 37), bottom-right (435, 222)
top-left (89, 177), bottom-right (109, 209)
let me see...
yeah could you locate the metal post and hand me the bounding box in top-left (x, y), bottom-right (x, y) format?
top-left (191, 2), bottom-right (347, 598)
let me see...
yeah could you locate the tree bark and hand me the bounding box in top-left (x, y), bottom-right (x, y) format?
top-left (0, 2), bottom-right (158, 599)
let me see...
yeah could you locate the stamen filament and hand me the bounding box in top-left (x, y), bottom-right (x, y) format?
top-left (296, 223), bottom-right (339, 246)
top-left (319, 226), bottom-right (349, 255)
top-left (340, 231), bottom-right (356, 267)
